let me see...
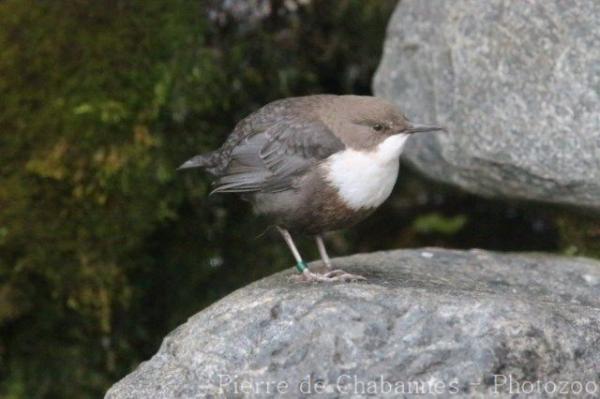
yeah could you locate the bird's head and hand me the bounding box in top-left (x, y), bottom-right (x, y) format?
top-left (319, 95), bottom-right (445, 151)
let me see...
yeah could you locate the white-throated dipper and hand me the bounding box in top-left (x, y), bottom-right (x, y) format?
top-left (179, 95), bottom-right (444, 282)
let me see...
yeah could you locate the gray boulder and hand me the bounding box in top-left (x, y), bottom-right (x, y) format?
top-left (373, 0), bottom-right (600, 212)
top-left (106, 249), bottom-right (600, 398)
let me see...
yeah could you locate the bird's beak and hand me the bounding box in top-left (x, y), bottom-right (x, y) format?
top-left (407, 124), bottom-right (447, 134)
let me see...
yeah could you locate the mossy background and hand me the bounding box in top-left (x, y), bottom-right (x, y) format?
top-left (0, 1), bottom-right (597, 397)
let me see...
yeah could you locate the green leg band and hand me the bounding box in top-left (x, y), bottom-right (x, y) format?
top-left (296, 261), bottom-right (308, 273)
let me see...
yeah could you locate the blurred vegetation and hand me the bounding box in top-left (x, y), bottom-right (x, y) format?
top-left (0, 0), bottom-right (598, 398)
top-left (557, 215), bottom-right (600, 259)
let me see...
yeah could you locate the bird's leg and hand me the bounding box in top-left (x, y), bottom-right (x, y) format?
top-left (277, 227), bottom-right (365, 283)
top-left (277, 226), bottom-right (309, 274)
top-left (315, 235), bottom-right (333, 269)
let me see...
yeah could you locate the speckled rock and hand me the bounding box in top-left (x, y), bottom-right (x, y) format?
top-left (106, 249), bottom-right (600, 398)
top-left (373, 0), bottom-right (600, 212)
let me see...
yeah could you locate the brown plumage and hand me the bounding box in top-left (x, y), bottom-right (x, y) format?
top-left (180, 95), bottom-right (444, 282)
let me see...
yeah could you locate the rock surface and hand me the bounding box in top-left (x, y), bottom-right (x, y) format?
top-left (373, 0), bottom-right (600, 212)
top-left (106, 249), bottom-right (600, 398)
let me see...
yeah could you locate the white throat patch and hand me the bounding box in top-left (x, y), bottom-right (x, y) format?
top-left (324, 134), bottom-right (410, 210)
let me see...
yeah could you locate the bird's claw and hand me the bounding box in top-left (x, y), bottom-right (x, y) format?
top-left (291, 269), bottom-right (367, 283)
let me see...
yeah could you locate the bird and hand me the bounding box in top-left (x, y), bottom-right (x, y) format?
top-left (179, 95), bottom-right (444, 282)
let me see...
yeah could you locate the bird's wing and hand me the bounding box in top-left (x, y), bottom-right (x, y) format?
top-left (212, 117), bottom-right (345, 194)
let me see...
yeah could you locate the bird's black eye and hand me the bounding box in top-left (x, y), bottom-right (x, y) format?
top-left (372, 123), bottom-right (385, 132)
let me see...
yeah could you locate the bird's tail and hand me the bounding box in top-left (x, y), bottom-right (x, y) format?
top-left (177, 151), bottom-right (220, 175)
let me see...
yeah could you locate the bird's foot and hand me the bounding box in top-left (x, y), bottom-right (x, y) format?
top-left (323, 269), bottom-right (367, 281)
top-left (291, 269), bottom-right (367, 283)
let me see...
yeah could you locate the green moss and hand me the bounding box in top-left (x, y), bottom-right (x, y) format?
top-left (412, 213), bottom-right (468, 236)
top-left (557, 214), bottom-right (600, 259)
